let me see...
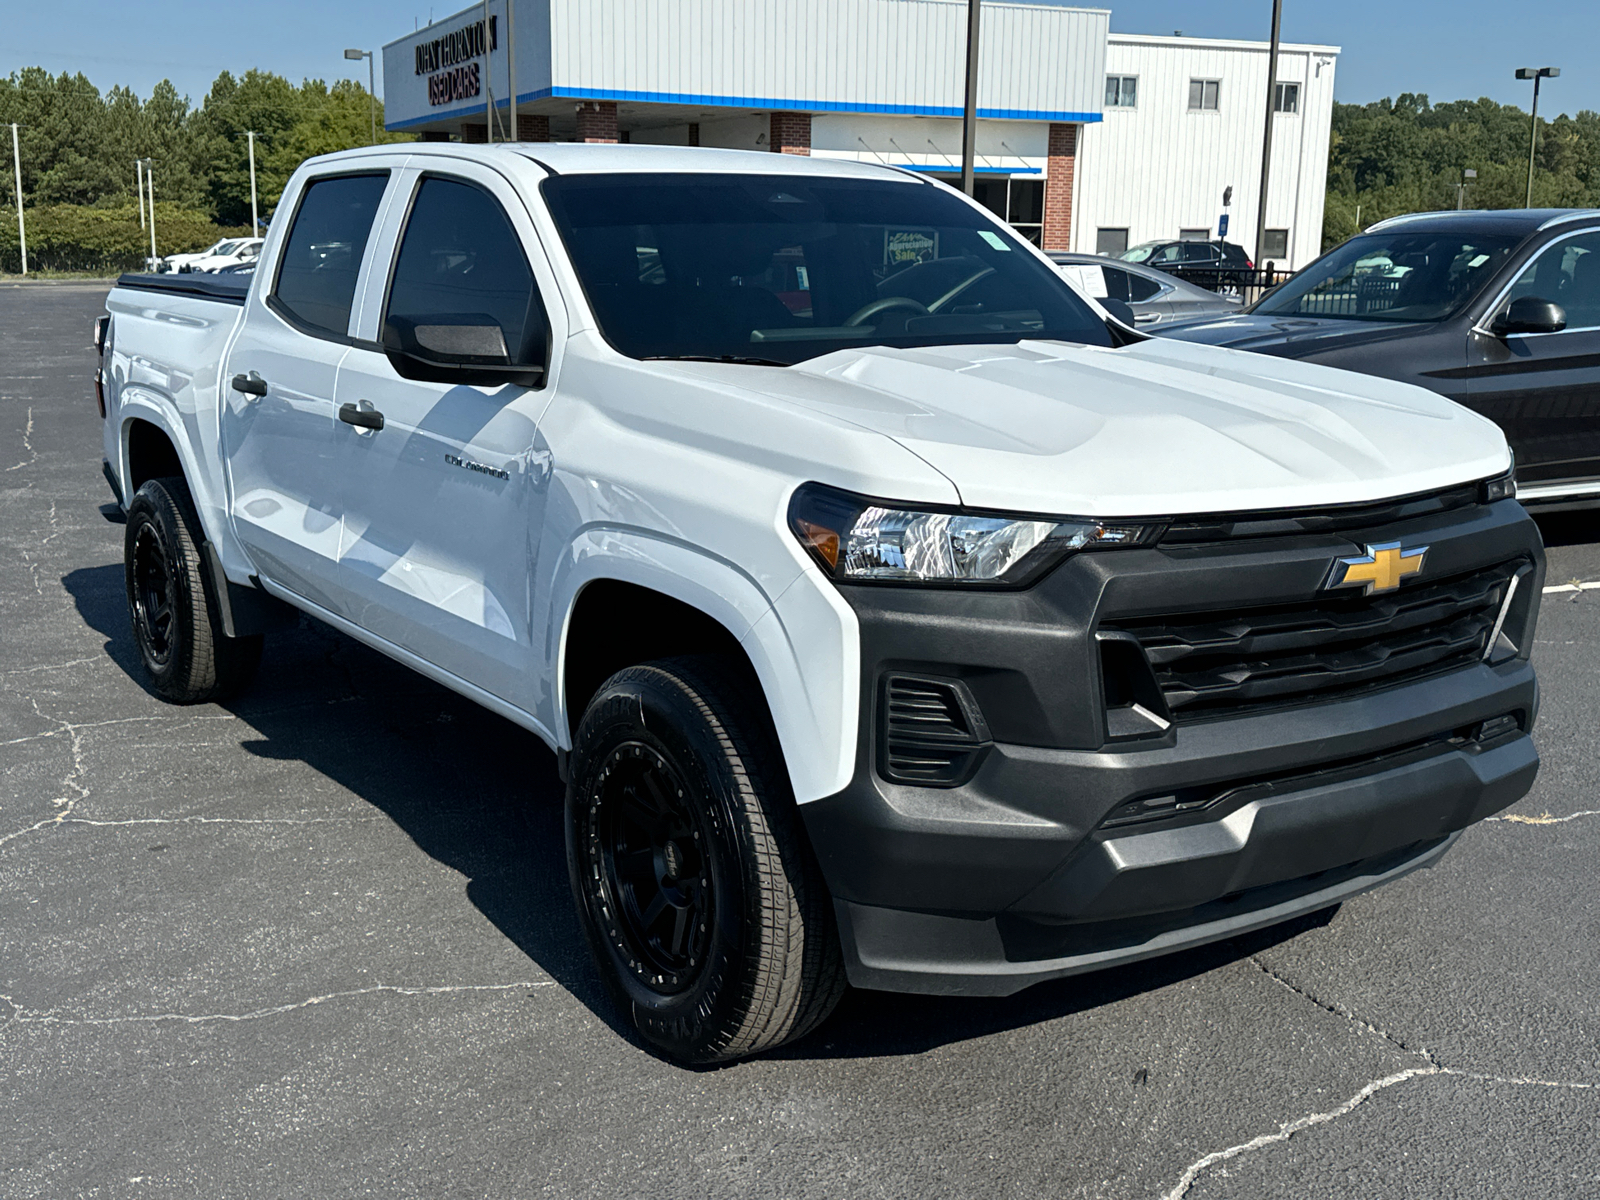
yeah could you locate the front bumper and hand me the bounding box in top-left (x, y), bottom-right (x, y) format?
top-left (798, 497), bottom-right (1543, 996)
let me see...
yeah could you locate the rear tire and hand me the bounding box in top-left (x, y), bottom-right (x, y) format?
top-left (566, 656), bottom-right (846, 1064)
top-left (124, 476), bottom-right (262, 703)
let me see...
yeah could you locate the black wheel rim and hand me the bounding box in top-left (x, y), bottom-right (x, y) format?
top-left (130, 521), bottom-right (177, 666)
top-left (588, 742), bottom-right (715, 994)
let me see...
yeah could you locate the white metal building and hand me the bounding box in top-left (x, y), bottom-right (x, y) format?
top-left (1074, 33), bottom-right (1338, 267)
top-left (381, 1), bottom-right (1337, 265)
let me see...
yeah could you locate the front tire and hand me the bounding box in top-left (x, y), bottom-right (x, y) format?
top-left (124, 476), bottom-right (262, 703)
top-left (566, 657), bottom-right (845, 1063)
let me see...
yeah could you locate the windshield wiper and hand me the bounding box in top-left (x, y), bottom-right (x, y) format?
top-left (642, 354), bottom-right (789, 367)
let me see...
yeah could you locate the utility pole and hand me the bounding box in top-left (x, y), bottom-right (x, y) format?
top-left (1515, 67), bottom-right (1559, 208)
top-left (482, 0), bottom-right (498, 142)
top-left (507, 0), bottom-right (518, 140)
top-left (1456, 167), bottom-right (1477, 210)
top-left (1254, 0), bottom-right (1283, 271)
top-left (344, 50), bottom-right (377, 144)
top-left (247, 132), bottom-right (260, 236)
top-left (136, 158), bottom-right (146, 229)
top-left (960, 0), bottom-right (981, 196)
top-left (9, 123), bottom-right (25, 276)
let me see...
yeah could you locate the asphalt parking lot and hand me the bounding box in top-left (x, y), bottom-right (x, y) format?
top-left (2, 281), bottom-right (1597, 1199)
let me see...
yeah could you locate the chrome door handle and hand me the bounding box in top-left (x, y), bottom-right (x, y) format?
top-left (230, 371), bottom-right (268, 398)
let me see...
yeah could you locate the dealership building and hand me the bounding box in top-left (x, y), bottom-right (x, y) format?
top-left (382, 1), bottom-right (1337, 268)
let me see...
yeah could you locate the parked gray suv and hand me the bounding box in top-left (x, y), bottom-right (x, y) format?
top-left (1158, 209), bottom-right (1600, 508)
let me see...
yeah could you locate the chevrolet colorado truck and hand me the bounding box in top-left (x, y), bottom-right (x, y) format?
top-left (94, 143), bottom-right (1542, 1064)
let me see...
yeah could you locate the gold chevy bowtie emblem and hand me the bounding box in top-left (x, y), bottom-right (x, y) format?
top-left (1326, 541), bottom-right (1428, 595)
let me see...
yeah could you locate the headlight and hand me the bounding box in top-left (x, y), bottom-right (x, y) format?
top-left (788, 483), bottom-right (1158, 587)
top-left (1480, 455), bottom-right (1516, 503)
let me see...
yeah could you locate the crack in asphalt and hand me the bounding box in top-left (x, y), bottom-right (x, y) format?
top-left (0, 697), bottom-right (93, 850)
top-left (1159, 1065), bottom-right (1595, 1200)
top-left (1487, 808), bottom-right (1600, 825)
top-left (0, 981), bottom-right (558, 1030)
top-left (5, 405), bottom-right (35, 470)
top-left (1158, 955), bottom-right (1598, 1199)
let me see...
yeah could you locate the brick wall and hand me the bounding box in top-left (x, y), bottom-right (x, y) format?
top-left (575, 101), bottom-right (618, 143)
top-left (517, 114), bottom-right (550, 143)
top-left (460, 123), bottom-right (488, 144)
top-left (418, 131), bottom-right (450, 143)
top-left (1042, 123), bottom-right (1077, 251)
top-left (769, 112), bottom-right (811, 155)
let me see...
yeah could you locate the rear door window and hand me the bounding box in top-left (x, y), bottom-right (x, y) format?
top-left (272, 173), bottom-right (389, 338)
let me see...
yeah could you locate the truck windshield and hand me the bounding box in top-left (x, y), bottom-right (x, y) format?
top-left (1251, 230), bottom-right (1521, 323)
top-left (541, 172), bottom-right (1112, 364)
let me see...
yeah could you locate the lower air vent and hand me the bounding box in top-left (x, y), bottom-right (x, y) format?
top-left (879, 674), bottom-right (991, 787)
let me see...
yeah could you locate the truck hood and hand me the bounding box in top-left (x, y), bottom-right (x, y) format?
top-left (1154, 312), bottom-right (1431, 357)
top-left (720, 339), bottom-right (1509, 517)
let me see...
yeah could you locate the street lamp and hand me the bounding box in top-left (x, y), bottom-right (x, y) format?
top-left (1514, 67), bottom-right (1559, 208)
top-left (137, 157), bottom-right (155, 271)
top-left (1457, 167), bottom-right (1477, 210)
top-left (345, 49), bottom-right (377, 145)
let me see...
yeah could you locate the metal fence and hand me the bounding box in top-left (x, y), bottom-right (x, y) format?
top-left (1163, 265), bottom-right (1298, 308)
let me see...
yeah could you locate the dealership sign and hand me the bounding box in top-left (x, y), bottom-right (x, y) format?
top-left (415, 16), bottom-right (497, 107)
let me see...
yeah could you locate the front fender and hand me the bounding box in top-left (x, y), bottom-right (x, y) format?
top-left (549, 527), bottom-right (859, 804)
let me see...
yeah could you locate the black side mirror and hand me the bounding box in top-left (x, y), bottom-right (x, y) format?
top-left (383, 315), bottom-right (545, 387)
top-left (1493, 296), bottom-right (1567, 336)
top-left (1100, 297), bottom-right (1138, 328)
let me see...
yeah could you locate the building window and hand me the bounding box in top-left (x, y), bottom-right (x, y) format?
top-left (1187, 79), bottom-right (1221, 111)
top-left (1105, 76), bottom-right (1138, 108)
top-left (932, 174), bottom-right (1044, 245)
top-left (1262, 228), bottom-right (1290, 261)
top-left (1096, 227), bottom-right (1129, 256)
top-left (1179, 228), bottom-right (1211, 242)
top-left (1275, 82), bottom-right (1300, 114)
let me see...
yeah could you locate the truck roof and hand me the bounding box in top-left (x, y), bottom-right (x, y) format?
top-left (305, 141), bottom-right (919, 182)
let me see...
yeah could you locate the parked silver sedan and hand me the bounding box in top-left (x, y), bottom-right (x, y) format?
top-left (1048, 251), bottom-right (1244, 326)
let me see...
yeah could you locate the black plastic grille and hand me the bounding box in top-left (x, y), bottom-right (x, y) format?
top-left (880, 675), bottom-right (987, 785)
top-left (1103, 560), bottom-right (1523, 721)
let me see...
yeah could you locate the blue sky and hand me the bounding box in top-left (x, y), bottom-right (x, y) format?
top-left (0, 0), bottom-right (1595, 115)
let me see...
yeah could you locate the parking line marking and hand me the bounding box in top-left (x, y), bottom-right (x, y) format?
top-left (1542, 581), bottom-right (1600, 594)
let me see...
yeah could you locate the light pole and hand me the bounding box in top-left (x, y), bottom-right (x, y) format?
top-left (959, 0), bottom-right (981, 196)
top-left (1254, 0), bottom-right (1284, 273)
top-left (344, 49), bottom-right (376, 145)
top-left (1456, 167), bottom-right (1477, 210)
top-left (507, 0), bottom-right (518, 140)
top-left (139, 158), bottom-right (155, 270)
top-left (135, 158), bottom-right (145, 230)
top-left (1515, 67), bottom-right (1559, 208)
top-left (9, 122), bottom-right (25, 277)
top-left (246, 131), bottom-right (260, 237)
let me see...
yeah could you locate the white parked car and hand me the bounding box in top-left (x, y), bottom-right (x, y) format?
top-left (95, 143), bottom-right (1541, 1064)
top-left (182, 238), bottom-right (263, 274)
top-left (161, 238), bottom-right (246, 274)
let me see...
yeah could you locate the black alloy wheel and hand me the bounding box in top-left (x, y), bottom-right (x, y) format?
top-left (566, 656), bottom-right (846, 1063)
top-left (123, 475), bottom-right (263, 703)
top-left (130, 519), bottom-right (178, 666)
top-left (589, 742), bottom-right (715, 993)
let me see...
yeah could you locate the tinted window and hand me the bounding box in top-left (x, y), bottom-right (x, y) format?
top-left (1254, 231), bottom-right (1520, 322)
top-left (383, 176), bottom-right (548, 369)
top-left (1501, 231), bottom-right (1600, 329)
top-left (1121, 269), bottom-right (1163, 302)
top-left (274, 174), bottom-right (388, 337)
top-left (542, 173), bottom-right (1111, 364)
top-left (1180, 243), bottom-right (1216, 263)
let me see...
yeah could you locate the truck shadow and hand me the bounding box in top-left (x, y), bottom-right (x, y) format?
top-left (63, 560), bottom-right (1327, 1063)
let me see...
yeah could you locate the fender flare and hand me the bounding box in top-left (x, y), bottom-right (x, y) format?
top-left (550, 527), bottom-right (859, 804)
top-left (116, 391), bottom-right (226, 548)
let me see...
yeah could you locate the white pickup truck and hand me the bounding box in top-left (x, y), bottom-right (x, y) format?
top-left (95, 143), bottom-right (1543, 1064)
